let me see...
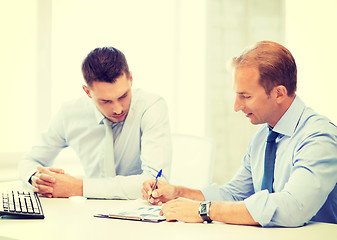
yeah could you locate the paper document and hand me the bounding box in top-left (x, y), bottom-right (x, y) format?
top-left (94, 199), bottom-right (165, 223)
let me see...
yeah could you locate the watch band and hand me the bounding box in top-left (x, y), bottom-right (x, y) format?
top-left (199, 201), bottom-right (212, 223)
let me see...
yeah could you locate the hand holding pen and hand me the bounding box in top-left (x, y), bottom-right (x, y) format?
top-left (143, 170), bottom-right (179, 205)
top-left (148, 169), bottom-right (162, 202)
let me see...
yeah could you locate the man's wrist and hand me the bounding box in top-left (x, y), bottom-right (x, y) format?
top-left (174, 186), bottom-right (182, 199)
top-left (175, 186), bottom-right (205, 201)
top-left (75, 178), bottom-right (84, 196)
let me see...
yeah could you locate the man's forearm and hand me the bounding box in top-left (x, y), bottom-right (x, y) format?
top-left (175, 186), bottom-right (205, 201)
top-left (209, 201), bottom-right (259, 225)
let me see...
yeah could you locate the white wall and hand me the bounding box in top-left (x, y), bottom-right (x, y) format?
top-left (0, 1), bottom-right (38, 153)
top-left (285, 0), bottom-right (337, 123)
top-left (0, 0), bottom-right (208, 177)
top-left (50, 0), bottom-right (207, 137)
top-left (206, 0), bottom-right (285, 184)
top-left (2, 0), bottom-right (337, 183)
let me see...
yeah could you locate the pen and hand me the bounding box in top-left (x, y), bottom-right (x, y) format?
top-left (148, 169), bottom-right (162, 202)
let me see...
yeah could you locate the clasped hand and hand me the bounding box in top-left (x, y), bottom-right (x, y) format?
top-left (31, 166), bottom-right (83, 198)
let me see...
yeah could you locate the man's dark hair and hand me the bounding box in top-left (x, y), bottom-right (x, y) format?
top-left (82, 47), bottom-right (130, 87)
top-left (232, 41), bottom-right (297, 96)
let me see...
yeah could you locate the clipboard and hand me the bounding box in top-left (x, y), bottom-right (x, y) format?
top-left (94, 213), bottom-right (165, 223)
top-left (94, 200), bottom-right (166, 223)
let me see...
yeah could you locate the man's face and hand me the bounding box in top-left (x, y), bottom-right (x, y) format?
top-left (83, 73), bottom-right (133, 123)
top-left (233, 67), bottom-right (279, 128)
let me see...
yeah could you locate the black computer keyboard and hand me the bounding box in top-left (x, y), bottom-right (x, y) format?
top-left (0, 190), bottom-right (44, 219)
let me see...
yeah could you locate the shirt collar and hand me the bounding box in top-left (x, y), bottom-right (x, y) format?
top-left (272, 95), bottom-right (306, 137)
top-left (94, 105), bottom-right (105, 124)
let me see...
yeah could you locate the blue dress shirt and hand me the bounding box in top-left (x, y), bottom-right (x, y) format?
top-left (19, 88), bottom-right (172, 199)
top-left (201, 96), bottom-right (337, 227)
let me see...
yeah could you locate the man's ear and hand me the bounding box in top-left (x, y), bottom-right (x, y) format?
top-left (129, 72), bottom-right (133, 86)
top-left (274, 85), bottom-right (287, 104)
top-left (82, 85), bottom-right (92, 98)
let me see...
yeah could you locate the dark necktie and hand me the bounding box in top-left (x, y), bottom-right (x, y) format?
top-left (261, 129), bottom-right (279, 193)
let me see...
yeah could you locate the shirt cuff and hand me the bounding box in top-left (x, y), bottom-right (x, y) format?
top-left (244, 190), bottom-right (278, 227)
top-left (20, 165), bottom-right (39, 185)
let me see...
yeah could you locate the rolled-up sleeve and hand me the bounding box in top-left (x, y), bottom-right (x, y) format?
top-left (245, 130), bottom-right (337, 227)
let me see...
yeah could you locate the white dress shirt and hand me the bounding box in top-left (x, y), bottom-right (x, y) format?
top-left (19, 88), bottom-right (172, 199)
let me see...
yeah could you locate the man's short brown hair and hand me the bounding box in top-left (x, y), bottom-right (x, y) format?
top-left (82, 47), bottom-right (130, 87)
top-left (232, 41), bottom-right (297, 96)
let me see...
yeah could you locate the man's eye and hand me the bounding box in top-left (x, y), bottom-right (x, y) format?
top-left (239, 95), bottom-right (250, 99)
top-left (118, 93), bottom-right (128, 101)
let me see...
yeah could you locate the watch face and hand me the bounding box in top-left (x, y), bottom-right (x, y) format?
top-left (199, 202), bottom-right (212, 223)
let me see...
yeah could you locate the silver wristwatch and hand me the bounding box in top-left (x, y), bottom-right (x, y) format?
top-left (199, 201), bottom-right (212, 223)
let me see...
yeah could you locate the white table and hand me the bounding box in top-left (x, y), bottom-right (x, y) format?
top-left (1, 181), bottom-right (337, 240)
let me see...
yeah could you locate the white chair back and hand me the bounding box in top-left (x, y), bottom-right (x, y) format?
top-left (169, 134), bottom-right (215, 189)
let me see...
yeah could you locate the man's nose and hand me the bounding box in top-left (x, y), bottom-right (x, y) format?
top-left (234, 97), bottom-right (244, 112)
top-left (112, 102), bottom-right (123, 115)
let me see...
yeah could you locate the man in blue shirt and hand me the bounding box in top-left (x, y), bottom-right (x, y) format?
top-left (142, 41), bottom-right (337, 227)
top-left (19, 47), bottom-right (171, 199)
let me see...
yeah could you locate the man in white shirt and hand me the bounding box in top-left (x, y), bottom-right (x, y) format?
top-left (19, 47), bottom-right (171, 199)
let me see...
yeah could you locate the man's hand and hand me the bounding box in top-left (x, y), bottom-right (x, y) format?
top-left (160, 197), bottom-right (203, 223)
top-left (50, 171), bottom-right (83, 198)
top-left (31, 166), bottom-right (83, 198)
top-left (142, 179), bottom-right (178, 205)
top-left (31, 166), bottom-right (65, 198)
